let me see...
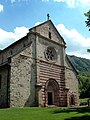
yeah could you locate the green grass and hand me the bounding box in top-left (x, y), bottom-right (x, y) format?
top-left (80, 98), bottom-right (88, 103)
top-left (80, 98), bottom-right (89, 106)
top-left (0, 107), bottom-right (90, 120)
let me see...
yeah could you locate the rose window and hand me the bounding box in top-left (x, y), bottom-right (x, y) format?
top-left (45, 46), bottom-right (57, 61)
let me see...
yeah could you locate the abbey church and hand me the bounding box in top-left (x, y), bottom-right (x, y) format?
top-left (0, 20), bottom-right (79, 108)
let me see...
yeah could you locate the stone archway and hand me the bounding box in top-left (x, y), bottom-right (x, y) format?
top-left (45, 79), bottom-right (60, 106)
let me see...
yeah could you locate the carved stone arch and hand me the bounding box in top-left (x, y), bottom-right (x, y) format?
top-left (45, 79), bottom-right (60, 106)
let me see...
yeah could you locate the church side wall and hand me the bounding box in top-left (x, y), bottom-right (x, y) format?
top-left (65, 68), bottom-right (79, 106)
top-left (9, 35), bottom-right (37, 107)
top-left (65, 56), bottom-right (79, 106)
top-left (0, 68), bottom-right (8, 108)
top-left (0, 37), bottom-right (27, 65)
top-left (0, 34), bottom-right (33, 65)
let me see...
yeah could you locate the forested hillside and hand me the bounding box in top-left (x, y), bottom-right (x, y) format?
top-left (69, 55), bottom-right (90, 72)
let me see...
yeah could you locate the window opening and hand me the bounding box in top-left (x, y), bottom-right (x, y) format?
top-left (49, 31), bottom-right (51, 39)
top-left (45, 46), bottom-right (57, 61)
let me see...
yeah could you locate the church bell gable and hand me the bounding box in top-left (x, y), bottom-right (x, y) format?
top-left (29, 20), bottom-right (66, 47)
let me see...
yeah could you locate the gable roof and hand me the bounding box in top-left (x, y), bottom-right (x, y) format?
top-left (29, 20), bottom-right (66, 45)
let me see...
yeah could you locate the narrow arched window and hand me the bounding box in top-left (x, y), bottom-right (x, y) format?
top-left (49, 31), bottom-right (51, 39)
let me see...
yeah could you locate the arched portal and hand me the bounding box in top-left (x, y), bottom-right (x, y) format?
top-left (45, 79), bottom-right (60, 106)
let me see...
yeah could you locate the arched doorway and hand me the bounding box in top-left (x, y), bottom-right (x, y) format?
top-left (45, 79), bottom-right (60, 106)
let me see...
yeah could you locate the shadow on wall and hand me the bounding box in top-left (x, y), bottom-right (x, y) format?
top-left (23, 40), bottom-right (37, 107)
top-left (24, 96), bottom-right (37, 107)
top-left (24, 63), bottom-right (37, 107)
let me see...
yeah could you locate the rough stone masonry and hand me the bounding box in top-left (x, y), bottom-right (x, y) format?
top-left (0, 20), bottom-right (79, 108)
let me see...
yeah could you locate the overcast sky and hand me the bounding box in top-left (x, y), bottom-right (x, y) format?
top-left (0, 0), bottom-right (90, 59)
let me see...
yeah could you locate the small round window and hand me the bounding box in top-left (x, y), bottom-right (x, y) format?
top-left (45, 46), bottom-right (57, 62)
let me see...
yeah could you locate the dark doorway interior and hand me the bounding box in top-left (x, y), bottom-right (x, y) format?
top-left (71, 95), bottom-right (75, 105)
top-left (48, 92), bottom-right (53, 105)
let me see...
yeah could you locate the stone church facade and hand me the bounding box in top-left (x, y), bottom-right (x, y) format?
top-left (0, 20), bottom-right (79, 108)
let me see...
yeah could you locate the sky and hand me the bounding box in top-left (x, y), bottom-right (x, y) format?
top-left (0, 0), bottom-right (90, 59)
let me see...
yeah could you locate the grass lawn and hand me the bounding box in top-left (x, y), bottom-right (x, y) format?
top-left (0, 107), bottom-right (90, 120)
top-left (80, 98), bottom-right (89, 106)
top-left (80, 98), bottom-right (88, 103)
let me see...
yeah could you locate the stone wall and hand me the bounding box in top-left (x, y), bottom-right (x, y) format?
top-left (37, 60), bottom-right (66, 107)
top-left (0, 33), bottom-right (34, 65)
top-left (36, 36), bottom-right (64, 66)
top-left (65, 55), bottom-right (79, 106)
top-left (0, 20), bottom-right (79, 108)
top-left (31, 20), bottom-right (65, 45)
top-left (35, 29), bottom-right (67, 106)
top-left (9, 36), bottom-right (37, 107)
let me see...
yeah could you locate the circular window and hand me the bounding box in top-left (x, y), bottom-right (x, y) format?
top-left (45, 46), bottom-right (57, 62)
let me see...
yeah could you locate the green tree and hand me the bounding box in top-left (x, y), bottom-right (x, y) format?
top-left (84, 10), bottom-right (90, 31)
top-left (78, 72), bottom-right (90, 98)
top-left (87, 49), bottom-right (90, 53)
top-left (84, 11), bottom-right (90, 53)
